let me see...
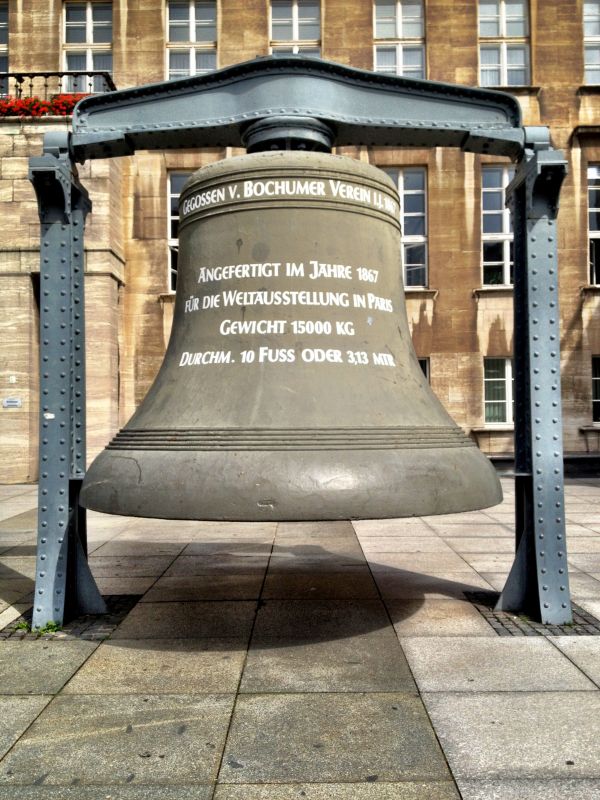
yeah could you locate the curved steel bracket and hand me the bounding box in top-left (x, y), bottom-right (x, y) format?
top-left (67, 55), bottom-right (524, 160)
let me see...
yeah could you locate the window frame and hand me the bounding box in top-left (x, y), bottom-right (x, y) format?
top-left (167, 171), bottom-right (194, 292)
top-left (381, 166), bottom-right (428, 288)
top-left (269, 0), bottom-right (321, 57)
top-left (166, 0), bottom-right (218, 80)
top-left (588, 164), bottom-right (600, 285)
top-left (0, 2), bottom-right (8, 95)
top-left (584, 2), bottom-right (600, 84)
top-left (481, 164), bottom-right (515, 287)
top-left (373, 0), bottom-right (425, 79)
top-left (593, 355), bottom-right (600, 423)
top-left (478, 0), bottom-right (530, 87)
top-left (484, 356), bottom-right (514, 426)
top-left (62, 1), bottom-right (113, 93)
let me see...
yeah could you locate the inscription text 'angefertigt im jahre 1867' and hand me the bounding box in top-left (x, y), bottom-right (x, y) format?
top-left (178, 176), bottom-right (398, 370)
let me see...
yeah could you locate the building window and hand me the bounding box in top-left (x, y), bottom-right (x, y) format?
top-left (168, 172), bottom-right (193, 291)
top-left (484, 357), bottom-right (514, 424)
top-left (373, 0), bottom-right (425, 78)
top-left (383, 167), bottom-right (428, 287)
top-left (63, 2), bottom-right (113, 93)
top-left (584, 2), bottom-right (600, 84)
top-left (270, 0), bottom-right (321, 56)
top-left (0, 3), bottom-right (7, 95)
top-left (167, 1), bottom-right (217, 80)
top-left (482, 165), bottom-right (514, 285)
top-left (478, 0), bottom-right (529, 86)
top-left (593, 356), bottom-right (600, 422)
top-left (418, 357), bottom-right (429, 381)
top-left (589, 165), bottom-right (600, 284)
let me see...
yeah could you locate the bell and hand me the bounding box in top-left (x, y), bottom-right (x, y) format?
top-left (80, 151), bottom-right (502, 520)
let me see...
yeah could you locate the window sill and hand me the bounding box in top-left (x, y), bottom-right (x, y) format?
top-left (473, 285), bottom-right (513, 298)
top-left (484, 86), bottom-right (541, 97)
top-left (471, 425), bottom-right (514, 433)
top-left (577, 85), bottom-right (600, 96)
top-left (404, 287), bottom-right (438, 299)
top-left (158, 292), bottom-right (176, 302)
top-left (580, 426), bottom-right (600, 453)
top-left (580, 284), bottom-right (600, 296)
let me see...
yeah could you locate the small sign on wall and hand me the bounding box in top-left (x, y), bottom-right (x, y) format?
top-left (2, 397), bottom-right (22, 409)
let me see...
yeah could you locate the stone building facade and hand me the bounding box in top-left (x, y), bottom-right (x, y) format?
top-left (1, 0), bottom-right (600, 483)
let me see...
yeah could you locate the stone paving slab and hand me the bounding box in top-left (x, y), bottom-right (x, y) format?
top-left (266, 554), bottom-right (365, 572)
top-left (241, 627), bottom-right (416, 693)
top-left (0, 501), bottom-right (37, 524)
top-left (0, 696), bottom-right (51, 758)
top-left (261, 569), bottom-right (379, 599)
top-left (387, 599), bottom-right (496, 637)
top-left (359, 537), bottom-right (455, 554)
top-left (182, 541), bottom-right (274, 556)
top-left (456, 778), bottom-right (600, 800)
top-left (569, 554), bottom-right (600, 571)
top-left (141, 574), bottom-right (265, 602)
top-left (276, 521), bottom-right (356, 537)
top-left (0, 640), bottom-right (98, 694)
top-left (94, 577), bottom-right (157, 596)
top-left (62, 639), bottom-right (246, 694)
top-left (368, 552), bottom-right (470, 573)
top-left (248, 600), bottom-right (392, 646)
top-left (372, 571), bottom-right (494, 600)
top-left (273, 539), bottom-right (365, 557)
top-left (89, 556), bottom-right (176, 578)
top-left (0, 558), bottom-right (35, 579)
top-left (92, 541), bottom-right (187, 557)
top-left (213, 783), bottom-right (461, 799)
top-left (422, 691), bottom-right (600, 780)
top-left (0, 694), bottom-right (234, 786)
top-left (111, 601), bottom-right (257, 640)
top-left (424, 524), bottom-right (512, 538)
top-left (553, 636), bottom-right (600, 687)
top-left (442, 536), bottom-right (515, 553)
top-left (0, 789), bottom-right (213, 799)
top-left (400, 637), bottom-right (598, 692)
top-left (219, 693), bottom-right (451, 784)
top-left (0, 509), bottom-right (36, 532)
top-left (164, 555), bottom-right (270, 576)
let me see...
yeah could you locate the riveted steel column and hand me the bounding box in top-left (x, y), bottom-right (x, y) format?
top-left (496, 147), bottom-right (571, 624)
top-left (30, 134), bottom-right (105, 628)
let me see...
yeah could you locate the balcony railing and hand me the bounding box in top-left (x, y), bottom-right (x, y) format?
top-left (0, 71), bottom-right (116, 99)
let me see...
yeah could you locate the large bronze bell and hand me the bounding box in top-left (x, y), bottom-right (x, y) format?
top-left (80, 151), bottom-right (502, 520)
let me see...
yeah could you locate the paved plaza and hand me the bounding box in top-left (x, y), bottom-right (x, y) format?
top-left (0, 477), bottom-right (599, 798)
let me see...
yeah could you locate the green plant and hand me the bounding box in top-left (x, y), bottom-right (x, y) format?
top-left (34, 621), bottom-right (61, 635)
top-left (14, 620), bottom-right (30, 631)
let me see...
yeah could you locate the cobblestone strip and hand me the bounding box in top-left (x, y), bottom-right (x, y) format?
top-left (0, 595), bottom-right (140, 641)
top-left (465, 591), bottom-right (600, 636)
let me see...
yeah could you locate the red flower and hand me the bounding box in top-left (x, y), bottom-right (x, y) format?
top-left (0, 93), bottom-right (88, 117)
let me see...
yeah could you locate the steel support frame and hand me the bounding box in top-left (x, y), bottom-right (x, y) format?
top-left (29, 133), bottom-right (106, 629)
top-left (495, 145), bottom-right (571, 623)
top-left (27, 57), bottom-right (572, 626)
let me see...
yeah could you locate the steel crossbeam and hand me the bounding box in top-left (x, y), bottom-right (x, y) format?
top-left (28, 56), bottom-right (572, 626)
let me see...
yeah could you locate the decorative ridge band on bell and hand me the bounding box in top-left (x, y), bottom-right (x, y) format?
top-left (80, 150), bottom-right (502, 520)
top-left (105, 427), bottom-right (474, 451)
